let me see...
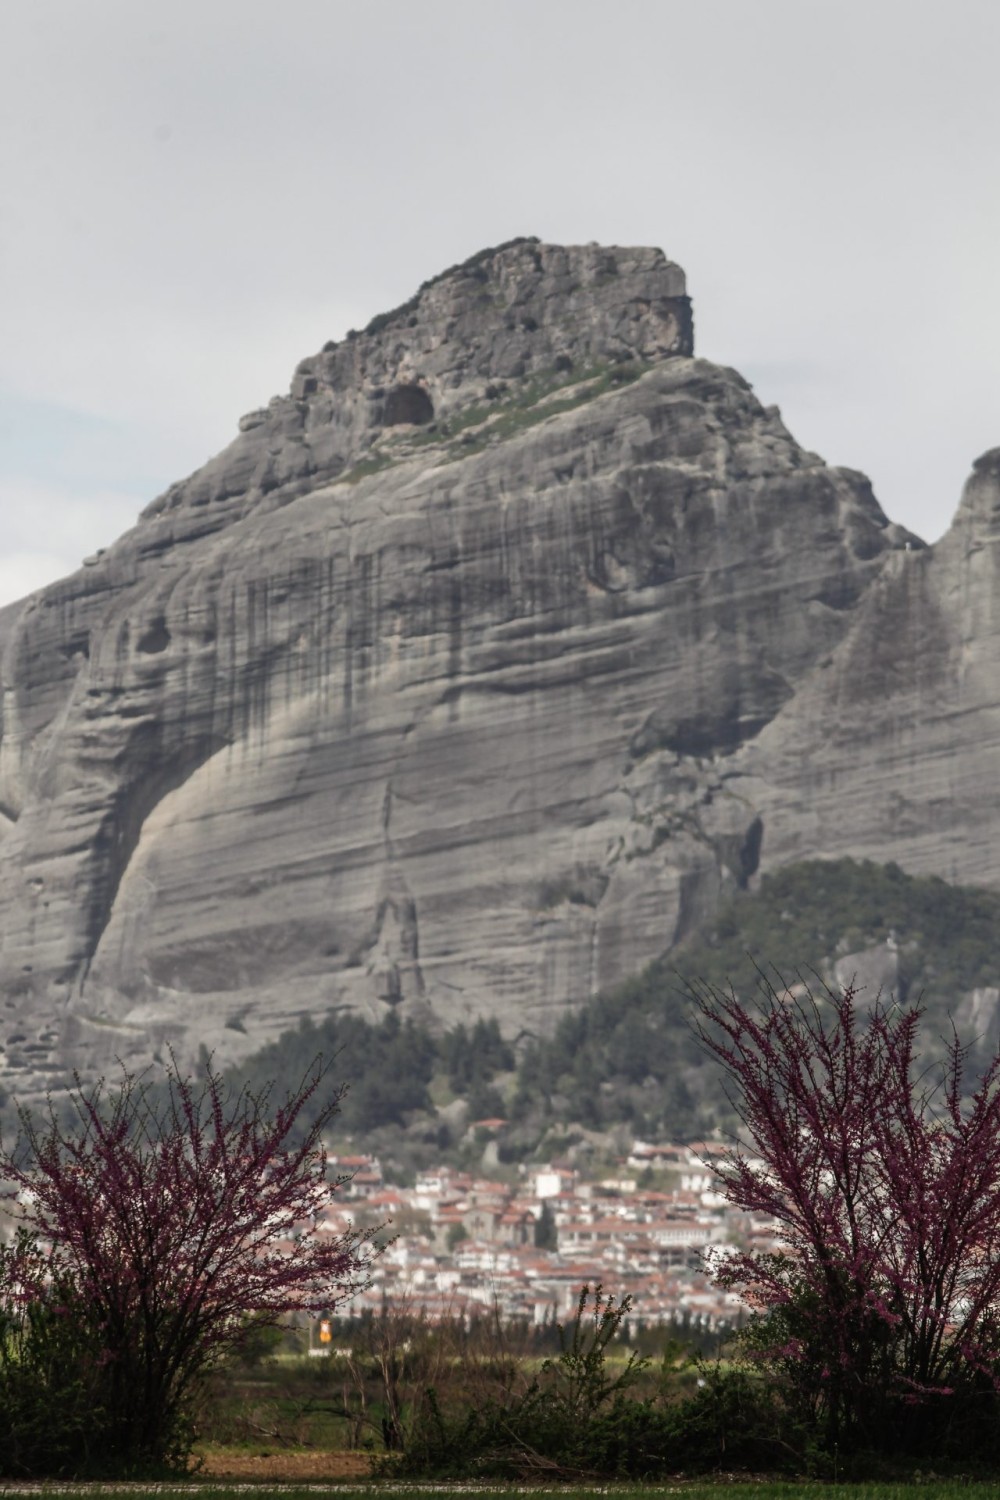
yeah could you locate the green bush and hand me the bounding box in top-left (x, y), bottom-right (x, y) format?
top-left (393, 1285), bottom-right (651, 1478)
top-left (0, 1235), bottom-right (193, 1479)
top-left (0, 1270), bottom-right (104, 1476)
top-left (663, 1360), bottom-right (811, 1475)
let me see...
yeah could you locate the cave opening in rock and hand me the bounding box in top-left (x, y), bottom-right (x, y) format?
top-left (384, 384), bottom-right (434, 426)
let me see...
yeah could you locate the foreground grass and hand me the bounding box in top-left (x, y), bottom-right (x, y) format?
top-left (6, 1483), bottom-right (1000, 1498)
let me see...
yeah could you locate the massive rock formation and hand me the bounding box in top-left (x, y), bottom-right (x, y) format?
top-left (0, 236), bottom-right (990, 1091)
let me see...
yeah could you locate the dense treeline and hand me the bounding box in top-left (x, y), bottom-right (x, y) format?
top-left (237, 1011), bottom-right (438, 1134)
top-left (232, 1012), bottom-right (515, 1143)
top-left (227, 858), bottom-right (1000, 1161)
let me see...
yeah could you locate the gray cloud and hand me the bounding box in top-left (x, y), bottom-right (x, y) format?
top-left (1, 0), bottom-right (998, 604)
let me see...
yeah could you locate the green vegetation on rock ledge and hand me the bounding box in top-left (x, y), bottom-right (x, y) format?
top-left (229, 859), bottom-right (1000, 1171)
top-left (337, 357), bottom-right (648, 485)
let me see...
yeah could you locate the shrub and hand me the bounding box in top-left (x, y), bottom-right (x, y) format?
top-left (663, 1359), bottom-right (810, 1475)
top-left (394, 1285), bottom-right (653, 1478)
top-left (0, 1233), bottom-right (112, 1477)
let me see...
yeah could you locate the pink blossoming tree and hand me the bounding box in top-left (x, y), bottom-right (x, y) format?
top-left (2, 1056), bottom-right (375, 1471)
top-left (694, 976), bottom-right (1000, 1453)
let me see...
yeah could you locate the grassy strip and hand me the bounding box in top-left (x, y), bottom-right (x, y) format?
top-left (335, 359), bottom-right (648, 486)
top-left (7, 1484), bottom-right (999, 1498)
top-left (432, 361), bottom-right (646, 459)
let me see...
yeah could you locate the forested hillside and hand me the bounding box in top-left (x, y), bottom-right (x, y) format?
top-left (223, 859), bottom-right (1000, 1173)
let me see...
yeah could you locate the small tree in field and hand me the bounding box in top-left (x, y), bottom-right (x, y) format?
top-left (1, 1056), bottom-right (376, 1474)
top-left (693, 975), bottom-right (1000, 1457)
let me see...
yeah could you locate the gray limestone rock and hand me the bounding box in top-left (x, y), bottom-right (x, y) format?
top-left (733, 447), bottom-right (1000, 888)
top-left (832, 943), bottom-right (900, 1002)
top-left (953, 986), bottom-right (1000, 1066)
top-left (0, 239), bottom-right (970, 1092)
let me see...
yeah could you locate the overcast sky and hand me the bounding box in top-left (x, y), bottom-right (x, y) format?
top-left (1, 1), bottom-right (998, 607)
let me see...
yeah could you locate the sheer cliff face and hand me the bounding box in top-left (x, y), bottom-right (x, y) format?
top-left (0, 238), bottom-right (953, 1087)
top-left (736, 447), bottom-right (1000, 883)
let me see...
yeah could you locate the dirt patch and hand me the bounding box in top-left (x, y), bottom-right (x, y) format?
top-left (197, 1448), bottom-right (374, 1481)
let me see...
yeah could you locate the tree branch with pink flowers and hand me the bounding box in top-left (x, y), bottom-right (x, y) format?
top-left (693, 972), bottom-right (1000, 1453)
top-left (2, 1054), bottom-right (377, 1473)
